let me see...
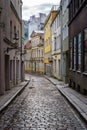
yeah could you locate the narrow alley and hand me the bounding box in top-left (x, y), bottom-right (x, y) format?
top-left (0, 74), bottom-right (86, 130)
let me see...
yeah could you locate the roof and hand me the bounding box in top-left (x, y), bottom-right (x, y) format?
top-left (51, 7), bottom-right (60, 27)
top-left (44, 5), bottom-right (59, 27)
top-left (34, 30), bottom-right (44, 34)
top-left (25, 40), bottom-right (31, 48)
top-left (30, 30), bottom-right (44, 38)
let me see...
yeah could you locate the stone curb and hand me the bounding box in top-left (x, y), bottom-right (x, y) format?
top-left (57, 86), bottom-right (87, 122)
top-left (44, 75), bottom-right (87, 122)
top-left (0, 80), bottom-right (29, 112)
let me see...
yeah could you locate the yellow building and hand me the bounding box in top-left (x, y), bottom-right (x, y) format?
top-left (44, 6), bottom-right (58, 75)
top-left (51, 7), bottom-right (62, 80)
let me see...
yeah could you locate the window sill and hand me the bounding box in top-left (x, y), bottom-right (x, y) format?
top-left (77, 70), bottom-right (81, 74)
top-left (69, 69), bottom-right (76, 72)
top-left (72, 69), bottom-right (76, 72)
top-left (83, 72), bottom-right (87, 76)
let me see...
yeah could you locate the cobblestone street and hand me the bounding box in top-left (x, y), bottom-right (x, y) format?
top-left (0, 75), bottom-right (86, 130)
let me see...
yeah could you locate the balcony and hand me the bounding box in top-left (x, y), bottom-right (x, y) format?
top-left (48, 57), bottom-right (53, 63)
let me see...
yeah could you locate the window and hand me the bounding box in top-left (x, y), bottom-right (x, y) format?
top-left (58, 59), bottom-right (61, 76)
top-left (17, 30), bottom-right (19, 43)
top-left (14, 26), bottom-right (16, 38)
top-left (54, 60), bottom-right (56, 73)
top-left (10, 21), bottom-right (12, 41)
top-left (84, 28), bottom-right (87, 72)
top-left (73, 37), bottom-right (77, 69)
top-left (70, 40), bottom-right (73, 69)
top-left (79, 0), bottom-right (84, 5)
top-left (75, 0), bottom-right (79, 12)
top-left (77, 33), bottom-right (81, 71)
top-left (10, 60), bottom-right (12, 81)
top-left (42, 50), bottom-right (43, 57)
top-left (18, 0), bottom-right (19, 5)
top-left (69, 0), bottom-right (84, 22)
top-left (73, 0), bottom-right (75, 15)
top-left (54, 37), bottom-right (56, 51)
top-left (69, 3), bottom-right (73, 21)
top-left (39, 50), bottom-right (40, 56)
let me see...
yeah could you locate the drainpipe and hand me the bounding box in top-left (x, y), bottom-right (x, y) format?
top-left (20, 1), bottom-right (23, 81)
top-left (60, 0), bottom-right (63, 80)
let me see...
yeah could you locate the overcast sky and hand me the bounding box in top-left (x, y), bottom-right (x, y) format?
top-left (22, 0), bottom-right (60, 20)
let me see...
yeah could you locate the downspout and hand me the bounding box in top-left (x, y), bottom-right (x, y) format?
top-left (20, 1), bottom-right (23, 81)
top-left (60, 1), bottom-right (63, 80)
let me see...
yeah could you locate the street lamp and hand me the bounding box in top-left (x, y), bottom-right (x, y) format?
top-left (13, 33), bottom-right (19, 44)
top-left (5, 33), bottom-right (19, 53)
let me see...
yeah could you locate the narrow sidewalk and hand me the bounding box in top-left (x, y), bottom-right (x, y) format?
top-left (44, 75), bottom-right (87, 122)
top-left (0, 80), bottom-right (29, 112)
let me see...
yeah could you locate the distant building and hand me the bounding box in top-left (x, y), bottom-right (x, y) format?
top-left (68, 0), bottom-right (87, 94)
top-left (23, 20), bottom-right (29, 45)
top-left (30, 30), bottom-right (44, 74)
top-left (44, 6), bottom-right (58, 76)
top-left (24, 40), bottom-right (32, 73)
top-left (28, 13), bottom-right (46, 40)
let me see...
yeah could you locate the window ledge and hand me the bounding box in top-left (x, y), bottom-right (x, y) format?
top-left (69, 68), bottom-right (71, 70)
top-left (72, 69), bottom-right (76, 72)
top-left (69, 68), bottom-right (76, 72)
top-left (83, 72), bottom-right (87, 76)
top-left (77, 70), bottom-right (81, 73)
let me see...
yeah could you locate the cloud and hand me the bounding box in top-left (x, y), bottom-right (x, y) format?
top-left (22, 0), bottom-right (60, 20)
top-left (22, 4), bottom-right (52, 20)
top-left (22, 6), bottom-right (29, 11)
top-left (30, 3), bottom-right (53, 15)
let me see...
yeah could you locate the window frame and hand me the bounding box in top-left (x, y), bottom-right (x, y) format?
top-left (77, 33), bottom-right (82, 71)
top-left (83, 28), bottom-right (87, 73)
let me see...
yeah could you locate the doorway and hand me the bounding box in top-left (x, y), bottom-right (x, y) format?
top-left (5, 55), bottom-right (10, 90)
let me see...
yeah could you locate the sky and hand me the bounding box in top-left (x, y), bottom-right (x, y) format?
top-left (22, 0), bottom-right (60, 20)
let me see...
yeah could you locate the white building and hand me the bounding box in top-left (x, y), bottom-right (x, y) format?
top-left (60, 0), bottom-right (69, 83)
top-left (51, 7), bottom-right (62, 79)
top-left (28, 13), bottom-right (46, 40)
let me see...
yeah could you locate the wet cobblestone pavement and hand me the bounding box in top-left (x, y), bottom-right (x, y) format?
top-left (0, 75), bottom-right (87, 130)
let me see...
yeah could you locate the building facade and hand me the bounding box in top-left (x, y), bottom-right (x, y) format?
top-left (25, 40), bottom-right (32, 73)
top-left (30, 30), bottom-right (44, 74)
top-left (51, 7), bottom-right (62, 79)
top-left (61, 0), bottom-right (69, 83)
top-left (23, 20), bottom-right (29, 45)
top-left (44, 6), bottom-right (58, 76)
top-left (28, 13), bottom-right (46, 40)
top-left (68, 0), bottom-right (87, 94)
top-left (0, 0), bottom-right (24, 95)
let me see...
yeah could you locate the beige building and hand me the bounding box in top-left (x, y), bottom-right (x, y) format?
top-left (0, 0), bottom-right (24, 95)
top-left (30, 30), bottom-right (44, 74)
top-left (25, 40), bottom-right (32, 73)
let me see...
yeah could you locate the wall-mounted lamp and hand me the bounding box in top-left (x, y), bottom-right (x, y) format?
top-left (4, 33), bottom-right (19, 53)
top-left (13, 33), bottom-right (19, 43)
